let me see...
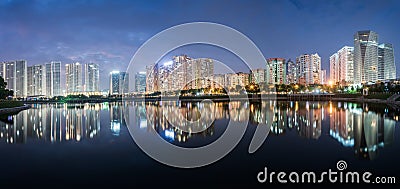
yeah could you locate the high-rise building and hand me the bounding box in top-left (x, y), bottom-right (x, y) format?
top-left (172, 55), bottom-right (191, 91)
top-left (250, 68), bottom-right (266, 84)
top-left (330, 46), bottom-right (354, 84)
top-left (158, 60), bottom-right (175, 92)
top-left (0, 60), bottom-right (27, 98)
top-left (0, 62), bottom-right (16, 95)
top-left (146, 64), bottom-right (158, 94)
top-left (354, 30), bottom-right (379, 84)
top-left (225, 72), bottom-right (250, 89)
top-left (320, 69), bottom-right (327, 85)
top-left (378, 43), bottom-right (396, 81)
top-left (329, 53), bottom-right (339, 84)
top-left (135, 72), bottom-right (146, 93)
top-left (296, 54), bottom-right (321, 85)
top-left (27, 64), bottom-right (46, 96)
top-left (84, 63), bottom-right (99, 92)
top-left (66, 62), bottom-right (83, 94)
top-left (311, 54), bottom-right (322, 84)
top-left (213, 74), bottom-right (225, 88)
top-left (267, 58), bottom-right (286, 84)
top-left (15, 60), bottom-right (27, 98)
top-left (186, 58), bottom-right (214, 90)
top-left (286, 59), bottom-right (298, 84)
top-left (109, 71), bottom-right (129, 95)
top-left (45, 61), bottom-right (61, 97)
top-left (145, 56), bottom-right (214, 93)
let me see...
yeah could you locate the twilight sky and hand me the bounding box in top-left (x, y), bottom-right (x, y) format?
top-left (0, 0), bottom-right (399, 91)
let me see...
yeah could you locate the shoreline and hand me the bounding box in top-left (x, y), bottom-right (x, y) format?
top-left (17, 94), bottom-right (400, 106)
top-left (0, 105), bottom-right (31, 115)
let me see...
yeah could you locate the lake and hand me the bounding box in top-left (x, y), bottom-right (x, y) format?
top-left (0, 101), bottom-right (399, 187)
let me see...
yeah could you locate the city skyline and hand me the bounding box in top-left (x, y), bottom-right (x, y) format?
top-left (0, 0), bottom-right (399, 91)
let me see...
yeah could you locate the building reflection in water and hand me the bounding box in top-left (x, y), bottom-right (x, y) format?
top-left (0, 103), bottom-right (102, 144)
top-left (132, 100), bottom-right (396, 160)
top-left (329, 102), bottom-right (395, 160)
top-left (110, 102), bottom-right (125, 136)
top-left (136, 101), bottom-right (224, 142)
top-left (0, 101), bottom-right (396, 160)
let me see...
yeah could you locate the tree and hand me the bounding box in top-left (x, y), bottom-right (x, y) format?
top-left (0, 76), bottom-right (13, 99)
top-left (245, 83), bottom-right (260, 93)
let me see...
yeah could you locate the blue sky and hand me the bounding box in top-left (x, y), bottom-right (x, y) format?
top-left (0, 0), bottom-right (399, 90)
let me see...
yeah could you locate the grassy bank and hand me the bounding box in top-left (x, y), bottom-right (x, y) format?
top-left (0, 100), bottom-right (24, 109)
top-left (364, 93), bottom-right (393, 99)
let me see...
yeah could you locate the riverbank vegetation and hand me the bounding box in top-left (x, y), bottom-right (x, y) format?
top-left (0, 100), bottom-right (24, 109)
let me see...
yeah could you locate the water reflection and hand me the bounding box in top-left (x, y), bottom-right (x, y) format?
top-left (0, 103), bottom-right (103, 143)
top-left (0, 101), bottom-right (397, 160)
top-left (132, 100), bottom-right (397, 160)
top-left (329, 102), bottom-right (395, 160)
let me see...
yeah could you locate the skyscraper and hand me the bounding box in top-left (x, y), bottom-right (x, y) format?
top-left (66, 62), bottom-right (83, 94)
top-left (225, 72), bottom-right (250, 90)
top-left (329, 53), bottom-right (339, 83)
top-left (266, 58), bottom-right (286, 85)
top-left (296, 54), bottom-right (321, 85)
top-left (0, 60), bottom-right (27, 98)
top-left (84, 63), bottom-right (99, 92)
top-left (186, 58), bottom-right (214, 90)
top-left (109, 71), bottom-right (129, 95)
top-left (1, 62), bottom-right (16, 95)
top-left (15, 60), bottom-right (27, 98)
top-left (320, 69), bottom-right (327, 85)
top-left (286, 59), bottom-right (298, 84)
top-left (330, 46), bottom-right (354, 84)
top-left (213, 74), bottom-right (225, 88)
top-left (135, 72), bottom-right (146, 93)
top-left (172, 55), bottom-right (191, 91)
top-left (354, 30), bottom-right (379, 84)
top-left (45, 61), bottom-right (61, 97)
top-left (146, 64), bottom-right (158, 94)
top-left (27, 64), bottom-right (46, 96)
top-left (378, 43), bottom-right (396, 80)
top-left (250, 68), bottom-right (266, 84)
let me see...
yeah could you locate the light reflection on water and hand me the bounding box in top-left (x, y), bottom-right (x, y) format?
top-left (0, 101), bottom-right (398, 161)
top-left (132, 101), bottom-right (397, 160)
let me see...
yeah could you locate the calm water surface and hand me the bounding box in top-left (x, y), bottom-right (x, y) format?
top-left (0, 101), bottom-right (399, 187)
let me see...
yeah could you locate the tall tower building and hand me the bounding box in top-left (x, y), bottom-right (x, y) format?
top-left (27, 64), bottom-right (46, 96)
top-left (186, 58), bottom-right (214, 90)
top-left (225, 72), bottom-right (249, 89)
top-left (378, 43), bottom-right (396, 80)
top-left (320, 69), bottom-right (327, 84)
top-left (311, 53), bottom-right (322, 84)
top-left (354, 30), bottom-right (379, 84)
top-left (45, 61), bottom-right (61, 97)
top-left (0, 60), bottom-right (27, 98)
top-left (330, 46), bottom-right (354, 84)
top-left (66, 62), bottom-right (83, 94)
top-left (135, 72), bottom-right (146, 93)
top-left (1, 62), bottom-right (16, 95)
top-left (172, 55), bottom-right (191, 91)
top-left (286, 59), bottom-right (298, 84)
top-left (15, 60), bottom-right (27, 98)
top-left (146, 64), bottom-right (158, 94)
top-left (250, 68), bottom-right (266, 84)
top-left (213, 74), bottom-right (225, 88)
top-left (329, 53), bottom-right (339, 83)
top-left (84, 63), bottom-right (99, 92)
top-left (296, 54), bottom-right (321, 85)
top-left (109, 71), bottom-right (129, 95)
top-left (267, 58), bottom-right (286, 85)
